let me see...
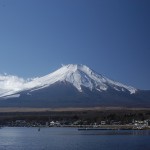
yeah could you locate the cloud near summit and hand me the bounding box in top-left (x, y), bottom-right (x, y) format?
top-left (0, 74), bottom-right (27, 96)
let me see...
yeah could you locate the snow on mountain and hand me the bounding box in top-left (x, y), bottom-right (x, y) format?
top-left (0, 64), bottom-right (137, 97)
top-left (27, 64), bottom-right (137, 94)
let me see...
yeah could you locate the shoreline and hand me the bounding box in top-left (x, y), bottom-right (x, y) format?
top-left (1, 126), bottom-right (150, 130)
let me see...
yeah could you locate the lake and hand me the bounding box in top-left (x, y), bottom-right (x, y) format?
top-left (0, 127), bottom-right (149, 150)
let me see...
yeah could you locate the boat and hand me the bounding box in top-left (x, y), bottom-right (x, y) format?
top-left (38, 127), bottom-right (40, 131)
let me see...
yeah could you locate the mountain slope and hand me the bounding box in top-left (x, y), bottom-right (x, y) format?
top-left (0, 64), bottom-right (137, 97)
top-left (0, 64), bottom-right (149, 108)
top-left (25, 64), bottom-right (137, 94)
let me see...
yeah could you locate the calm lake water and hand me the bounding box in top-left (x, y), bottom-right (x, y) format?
top-left (0, 127), bottom-right (149, 150)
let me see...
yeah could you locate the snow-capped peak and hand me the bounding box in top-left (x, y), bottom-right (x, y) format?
top-left (0, 64), bottom-right (137, 97)
top-left (26, 64), bottom-right (137, 94)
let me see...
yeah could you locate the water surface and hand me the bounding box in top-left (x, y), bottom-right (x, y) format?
top-left (0, 127), bottom-right (149, 150)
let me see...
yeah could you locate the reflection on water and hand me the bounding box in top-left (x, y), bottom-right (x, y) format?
top-left (0, 127), bottom-right (149, 150)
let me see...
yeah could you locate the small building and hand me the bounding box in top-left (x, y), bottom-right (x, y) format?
top-left (101, 121), bottom-right (106, 125)
top-left (134, 120), bottom-right (149, 129)
top-left (55, 121), bottom-right (61, 126)
top-left (50, 121), bottom-right (55, 126)
top-left (49, 121), bottom-right (60, 126)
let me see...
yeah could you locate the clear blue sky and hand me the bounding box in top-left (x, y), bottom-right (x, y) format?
top-left (0, 0), bottom-right (150, 90)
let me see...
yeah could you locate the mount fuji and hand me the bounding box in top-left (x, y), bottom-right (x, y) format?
top-left (0, 64), bottom-right (150, 108)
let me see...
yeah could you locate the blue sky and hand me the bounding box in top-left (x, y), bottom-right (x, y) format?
top-left (0, 0), bottom-right (150, 89)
